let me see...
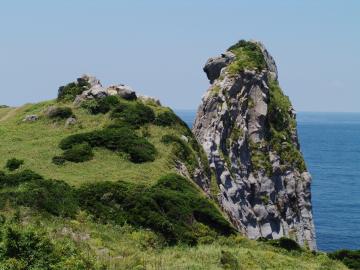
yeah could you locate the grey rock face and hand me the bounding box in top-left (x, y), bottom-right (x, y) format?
top-left (23, 115), bottom-right (39, 122)
top-left (107, 85), bottom-right (137, 100)
top-left (193, 40), bottom-right (316, 250)
top-left (203, 51), bottom-right (235, 83)
top-left (65, 117), bottom-right (77, 127)
top-left (73, 75), bottom-right (139, 105)
top-left (138, 95), bottom-right (162, 106)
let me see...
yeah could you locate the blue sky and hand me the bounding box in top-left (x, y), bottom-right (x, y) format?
top-left (1, 0), bottom-right (359, 111)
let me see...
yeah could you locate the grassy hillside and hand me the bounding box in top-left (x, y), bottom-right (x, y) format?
top-left (0, 208), bottom-right (347, 270)
top-left (0, 87), bottom-right (350, 269)
top-left (0, 101), bottom-right (182, 186)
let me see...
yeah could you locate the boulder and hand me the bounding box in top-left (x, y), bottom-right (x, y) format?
top-left (107, 85), bottom-right (137, 100)
top-left (23, 115), bottom-right (39, 122)
top-left (203, 51), bottom-right (235, 83)
top-left (180, 135), bottom-right (189, 143)
top-left (65, 117), bottom-right (77, 127)
top-left (138, 95), bottom-right (161, 106)
top-left (77, 74), bottom-right (102, 88)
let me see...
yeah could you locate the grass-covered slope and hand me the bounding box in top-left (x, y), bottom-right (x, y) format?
top-left (0, 100), bottom-right (188, 187)
top-left (0, 208), bottom-right (348, 270)
top-left (0, 80), bottom-right (350, 269)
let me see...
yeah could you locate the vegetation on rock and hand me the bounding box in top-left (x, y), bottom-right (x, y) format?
top-left (57, 80), bottom-right (90, 102)
top-left (267, 79), bottom-right (306, 172)
top-left (227, 40), bottom-right (267, 75)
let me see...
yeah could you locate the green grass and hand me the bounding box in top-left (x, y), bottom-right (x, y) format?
top-left (227, 40), bottom-right (267, 75)
top-left (0, 208), bottom-right (348, 270)
top-left (0, 101), bottom-right (180, 187)
top-left (267, 80), bottom-right (306, 172)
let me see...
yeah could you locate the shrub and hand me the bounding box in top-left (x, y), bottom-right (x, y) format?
top-left (220, 250), bottom-right (240, 270)
top-left (59, 127), bottom-right (156, 163)
top-left (52, 156), bottom-right (66, 165)
top-left (5, 158), bottom-right (24, 171)
top-left (47, 106), bottom-right (73, 119)
top-left (227, 40), bottom-right (267, 75)
top-left (0, 170), bottom-right (42, 187)
top-left (328, 249), bottom-right (360, 269)
top-left (81, 96), bottom-right (120, 114)
top-left (161, 134), bottom-right (198, 173)
top-left (57, 82), bottom-right (89, 102)
top-left (267, 80), bottom-right (306, 172)
top-left (18, 179), bottom-right (78, 217)
top-left (267, 237), bottom-right (301, 251)
top-left (0, 226), bottom-right (56, 269)
top-left (77, 174), bottom-right (234, 245)
top-left (155, 110), bottom-right (182, 126)
top-left (0, 225), bottom-right (96, 269)
top-left (62, 143), bottom-right (94, 163)
top-left (111, 102), bottom-right (155, 127)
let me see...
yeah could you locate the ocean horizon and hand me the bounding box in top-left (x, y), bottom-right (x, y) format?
top-left (176, 110), bottom-right (360, 252)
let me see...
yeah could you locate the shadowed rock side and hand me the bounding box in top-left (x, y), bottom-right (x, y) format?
top-left (193, 40), bottom-right (316, 250)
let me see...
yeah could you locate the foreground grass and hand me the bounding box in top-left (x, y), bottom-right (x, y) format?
top-left (0, 102), bottom-right (181, 186)
top-left (0, 208), bottom-right (348, 270)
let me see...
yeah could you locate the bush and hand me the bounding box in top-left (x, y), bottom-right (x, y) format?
top-left (57, 82), bottom-right (89, 102)
top-left (0, 226), bottom-right (56, 269)
top-left (62, 143), bottom-right (94, 163)
top-left (5, 158), bottom-right (24, 171)
top-left (81, 96), bottom-right (120, 114)
top-left (329, 249), bottom-right (360, 269)
top-left (220, 250), bottom-right (240, 270)
top-left (19, 179), bottom-right (78, 217)
top-left (0, 225), bottom-right (96, 269)
top-left (155, 110), bottom-right (182, 126)
top-left (77, 174), bottom-right (235, 245)
top-left (59, 127), bottom-right (156, 163)
top-left (47, 106), bottom-right (73, 119)
top-left (161, 134), bottom-right (198, 173)
top-left (266, 237), bottom-right (301, 252)
top-left (0, 170), bottom-right (42, 187)
top-left (111, 102), bottom-right (155, 127)
top-left (52, 156), bottom-right (66, 165)
top-left (267, 80), bottom-right (306, 172)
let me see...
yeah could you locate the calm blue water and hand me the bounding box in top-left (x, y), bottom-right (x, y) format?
top-left (176, 110), bottom-right (360, 252)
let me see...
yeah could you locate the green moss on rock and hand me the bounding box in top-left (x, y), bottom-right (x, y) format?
top-left (227, 40), bottom-right (267, 75)
top-left (267, 80), bottom-right (306, 172)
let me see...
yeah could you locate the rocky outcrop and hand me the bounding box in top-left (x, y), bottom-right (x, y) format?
top-left (193, 40), bottom-right (316, 250)
top-left (23, 115), bottom-right (39, 122)
top-left (73, 75), bottom-right (138, 104)
top-left (203, 52), bottom-right (235, 83)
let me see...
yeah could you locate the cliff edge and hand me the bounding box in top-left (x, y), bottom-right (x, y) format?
top-left (193, 40), bottom-right (316, 250)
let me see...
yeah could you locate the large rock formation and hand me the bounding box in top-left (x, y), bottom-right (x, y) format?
top-left (193, 40), bottom-right (316, 250)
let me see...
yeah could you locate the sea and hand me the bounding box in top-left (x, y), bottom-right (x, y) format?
top-left (175, 110), bottom-right (360, 252)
